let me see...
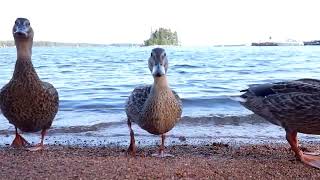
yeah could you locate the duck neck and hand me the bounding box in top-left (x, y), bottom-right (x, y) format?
top-left (15, 38), bottom-right (32, 60)
top-left (151, 76), bottom-right (170, 95)
top-left (13, 38), bottom-right (39, 81)
top-left (143, 75), bottom-right (174, 119)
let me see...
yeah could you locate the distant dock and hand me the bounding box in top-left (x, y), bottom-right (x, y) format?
top-left (303, 40), bottom-right (320, 45)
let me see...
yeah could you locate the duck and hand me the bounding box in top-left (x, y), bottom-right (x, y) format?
top-left (0, 18), bottom-right (59, 151)
top-left (125, 48), bottom-right (182, 157)
top-left (239, 78), bottom-right (320, 169)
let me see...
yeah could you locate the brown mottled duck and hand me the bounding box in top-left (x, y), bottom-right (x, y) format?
top-left (0, 18), bottom-right (59, 151)
top-left (239, 78), bottom-right (320, 169)
top-left (125, 48), bottom-right (182, 157)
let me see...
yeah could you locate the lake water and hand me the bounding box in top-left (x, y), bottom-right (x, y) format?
top-left (1, 46), bottom-right (320, 146)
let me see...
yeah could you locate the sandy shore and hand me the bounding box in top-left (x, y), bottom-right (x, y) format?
top-left (1, 143), bottom-right (320, 179)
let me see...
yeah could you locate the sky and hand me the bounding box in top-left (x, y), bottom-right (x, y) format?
top-left (1, 0), bottom-right (320, 45)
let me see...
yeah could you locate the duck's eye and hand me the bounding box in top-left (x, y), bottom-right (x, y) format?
top-left (150, 53), bottom-right (153, 57)
top-left (15, 21), bottom-right (18, 25)
top-left (163, 53), bottom-right (166, 57)
top-left (26, 22), bottom-right (30, 26)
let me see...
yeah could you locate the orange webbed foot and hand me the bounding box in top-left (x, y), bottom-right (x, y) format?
top-left (300, 153), bottom-right (320, 169)
top-left (152, 152), bottom-right (174, 158)
top-left (27, 144), bottom-right (45, 152)
top-left (152, 148), bottom-right (174, 158)
top-left (11, 133), bottom-right (30, 148)
top-left (27, 129), bottom-right (47, 151)
top-left (151, 134), bottom-right (174, 158)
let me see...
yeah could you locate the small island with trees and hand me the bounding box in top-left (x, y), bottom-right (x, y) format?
top-left (144, 28), bottom-right (179, 46)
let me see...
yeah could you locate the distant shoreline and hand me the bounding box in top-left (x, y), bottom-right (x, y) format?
top-left (0, 41), bottom-right (142, 48)
top-left (251, 40), bottom-right (320, 46)
top-left (2, 40), bottom-right (320, 47)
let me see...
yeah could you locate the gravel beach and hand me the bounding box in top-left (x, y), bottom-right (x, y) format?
top-left (1, 143), bottom-right (320, 179)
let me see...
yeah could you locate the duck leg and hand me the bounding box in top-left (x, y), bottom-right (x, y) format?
top-left (127, 119), bottom-right (136, 156)
top-left (152, 134), bottom-right (174, 158)
top-left (27, 129), bottom-right (47, 151)
top-left (11, 127), bottom-right (30, 148)
top-left (286, 130), bottom-right (320, 169)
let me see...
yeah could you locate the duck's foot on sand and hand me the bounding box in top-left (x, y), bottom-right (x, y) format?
top-left (27, 144), bottom-right (45, 152)
top-left (127, 147), bottom-right (136, 157)
top-left (152, 151), bottom-right (174, 158)
top-left (11, 133), bottom-right (30, 148)
top-left (303, 151), bottom-right (320, 156)
top-left (300, 153), bottom-right (320, 169)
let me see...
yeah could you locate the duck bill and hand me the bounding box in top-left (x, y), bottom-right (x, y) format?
top-left (14, 26), bottom-right (29, 38)
top-left (152, 64), bottom-right (166, 77)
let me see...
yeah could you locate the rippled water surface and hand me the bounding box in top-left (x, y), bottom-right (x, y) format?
top-left (1, 46), bottom-right (320, 145)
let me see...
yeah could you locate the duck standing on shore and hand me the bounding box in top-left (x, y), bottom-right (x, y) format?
top-left (238, 78), bottom-right (320, 169)
top-left (125, 48), bottom-right (182, 157)
top-left (0, 18), bottom-right (59, 151)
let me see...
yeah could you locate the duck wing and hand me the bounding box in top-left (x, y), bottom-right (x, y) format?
top-left (37, 81), bottom-right (59, 129)
top-left (172, 89), bottom-right (182, 108)
top-left (261, 93), bottom-right (320, 133)
top-left (272, 80), bottom-right (320, 94)
top-left (125, 85), bottom-right (151, 122)
top-left (240, 79), bottom-right (320, 132)
top-left (295, 78), bottom-right (320, 86)
top-left (42, 81), bottom-right (59, 98)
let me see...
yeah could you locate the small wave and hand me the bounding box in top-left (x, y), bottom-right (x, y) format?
top-left (180, 114), bottom-right (267, 125)
top-left (0, 121), bottom-right (125, 135)
top-left (61, 70), bottom-right (73, 74)
top-left (0, 114), bottom-right (267, 135)
top-left (58, 100), bottom-right (123, 113)
top-left (57, 64), bottom-right (73, 68)
top-left (73, 104), bottom-right (118, 110)
top-left (52, 121), bottom-right (125, 133)
top-left (61, 104), bottom-right (122, 113)
top-left (173, 64), bottom-right (201, 68)
top-left (181, 97), bottom-right (240, 107)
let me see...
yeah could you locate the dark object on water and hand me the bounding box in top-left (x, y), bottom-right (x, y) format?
top-left (251, 42), bottom-right (278, 46)
top-left (0, 18), bottom-right (59, 151)
top-left (239, 78), bottom-right (320, 169)
top-left (303, 40), bottom-right (320, 46)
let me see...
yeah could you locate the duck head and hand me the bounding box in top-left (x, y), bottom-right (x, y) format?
top-left (148, 48), bottom-right (168, 78)
top-left (13, 18), bottom-right (33, 40)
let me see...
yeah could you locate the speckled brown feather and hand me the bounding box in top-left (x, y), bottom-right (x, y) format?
top-left (241, 78), bottom-right (320, 134)
top-left (125, 85), bottom-right (152, 123)
top-left (0, 58), bottom-right (59, 132)
top-left (270, 79), bottom-right (320, 94)
top-left (125, 84), bottom-right (182, 135)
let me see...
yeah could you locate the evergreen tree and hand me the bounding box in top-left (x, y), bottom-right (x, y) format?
top-left (144, 28), bottom-right (179, 46)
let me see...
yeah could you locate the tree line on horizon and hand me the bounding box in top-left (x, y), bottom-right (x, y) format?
top-left (0, 41), bottom-right (140, 47)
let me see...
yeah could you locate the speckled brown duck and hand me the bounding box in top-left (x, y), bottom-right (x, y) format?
top-left (238, 78), bottom-right (320, 169)
top-left (0, 18), bottom-right (59, 151)
top-left (125, 48), bottom-right (182, 157)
